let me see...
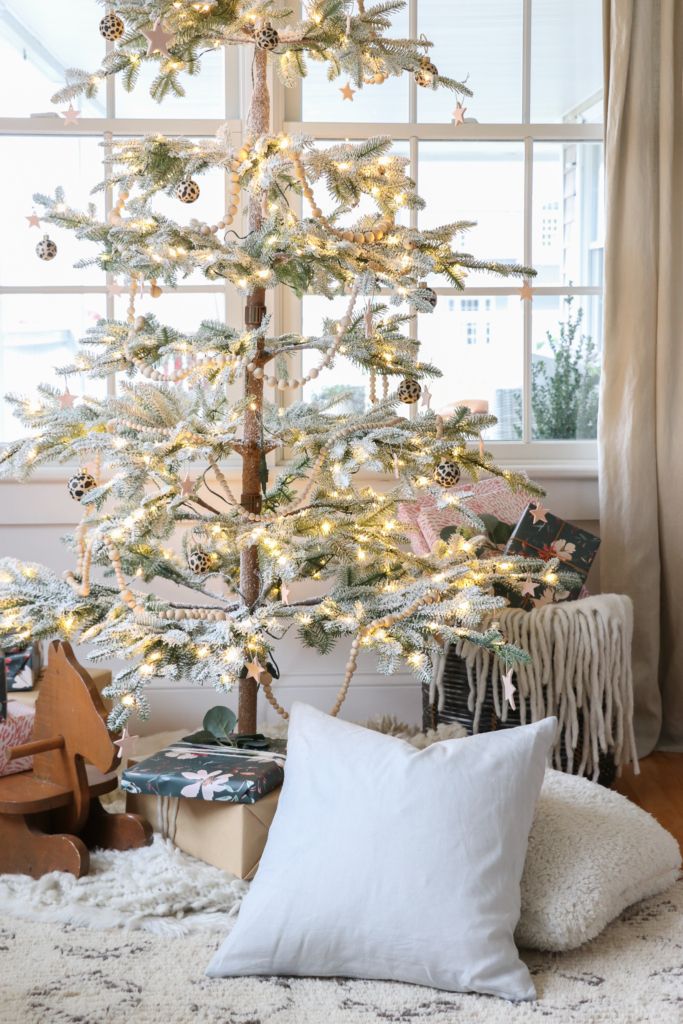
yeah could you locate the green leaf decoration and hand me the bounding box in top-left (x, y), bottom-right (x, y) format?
top-left (203, 704), bottom-right (237, 739)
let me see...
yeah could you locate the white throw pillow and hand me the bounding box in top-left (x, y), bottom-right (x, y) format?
top-left (517, 768), bottom-right (681, 951)
top-left (207, 703), bottom-right (556, 1001)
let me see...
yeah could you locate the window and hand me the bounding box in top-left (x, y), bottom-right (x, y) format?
top-left (0, 1), bottom-right (240, 443)
top-left (283, 0), bottom-right (604, 456)
top-left (0, 0), bottom-right (603, 462)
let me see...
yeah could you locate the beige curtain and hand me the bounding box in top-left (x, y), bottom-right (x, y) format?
top-left (600, 0), bottom-right (683, 753)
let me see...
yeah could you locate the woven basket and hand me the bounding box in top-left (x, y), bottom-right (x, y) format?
top-left (422, 646), bottom-right (618, 788)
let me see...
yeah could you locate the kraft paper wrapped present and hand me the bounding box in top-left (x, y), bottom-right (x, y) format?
top-left (125, 786), bottom-right (281, 879)
top-left (122, 743), bottom-right (286, 878)
top-left (501, 502), bottom-right (600, 610)
top-left (0, 700), bottom-right (35, 777)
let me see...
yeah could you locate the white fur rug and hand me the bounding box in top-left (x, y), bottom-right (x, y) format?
top-left (2, 883), bottom-right (682, 1024)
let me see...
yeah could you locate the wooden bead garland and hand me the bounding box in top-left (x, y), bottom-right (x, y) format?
top-left (287, 149), bottom-right (394, 245)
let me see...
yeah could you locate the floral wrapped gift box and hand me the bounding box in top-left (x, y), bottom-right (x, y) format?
top-left (500, 502), bottom-right (601, 610)
top-left (121, 743), bottom-right (285, 803)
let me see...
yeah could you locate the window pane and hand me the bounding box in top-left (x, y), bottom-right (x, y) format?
top-left (418, 0), bottom-right (523, 123)
top-left (115, 48), bottom-right (225, 119)
top-left (419, 142), bottom-right (525, 287)
top-left (302, 295), bottom-right (412, 416)
top-left (114, 290), bottom-right (225, 335)
top-left (0, 136), bottom-right (106, 287)
top-left (531, 293), bottom-right (601, 440)
top-left (0, 293), bottom-right (106, 442)
top-left (418, 297), bottom-right (523, 440)
top-left (531, 0), bottom-right (603, 123)
top-left (532, 142), bottom-right (604, 286)
top-left (309, 141), bottom-right (410, 226)
top-left (300, 8), bottom-right (408, 122)
top-left (0, 0), bottom-right (104, 117)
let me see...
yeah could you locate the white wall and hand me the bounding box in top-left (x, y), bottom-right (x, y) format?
top-left (0, 468), bottom-right (599, 734)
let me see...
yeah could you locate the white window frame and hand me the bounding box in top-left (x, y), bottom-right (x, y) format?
top-left (274, 0), bottom-right (603, 476)
top-left (0, 0), bottom-right (603, 482)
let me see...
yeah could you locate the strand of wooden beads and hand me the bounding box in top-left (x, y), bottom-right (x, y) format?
top-left (208, 456), bottom-right (239, 505)
top-left (382, 374), bottom-right (389, 400)
top-left (133, 348), bottom-right (247, 383)
top-left (251, 275), bottom-right (362, 392)
top-left (287, 149), bottom-right (393, 244)
top-left (196, 140), bottom-right (251, 237)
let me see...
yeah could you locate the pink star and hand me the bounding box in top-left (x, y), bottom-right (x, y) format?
top-left (58, 389), bottom-right (76, 409)
top-left (143, 19), bottom-right (174, 56)
top-left (532, 589), bottom-right (555, 609)
top-left (180, 473), bottom-right (194, 496)
top-left (519, 282), bottom-right (533, 302)
top-left (61, 104), bottom-right (81, 127)
top-left (420, 386), bottom-right (432, 410)
top-left (502, 669), bottom-right (516, 711)
top-left (452, 102), bottom-right (467, 125)
top-left (520, 576), bottom-right (538, 597)
top-left (529, 501), bottom-right (549, 524)
top-left (245, 657), bottom-right (266, 683)
top-left (114, 726), bottom-right (139, 762)
top-left (26, 212), bottom-right (41, 228)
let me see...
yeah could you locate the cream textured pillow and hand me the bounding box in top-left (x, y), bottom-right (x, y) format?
top-left (517, 769), bottom-right (681, 951)
top-left (207, 703), bottom-right (556, 1001)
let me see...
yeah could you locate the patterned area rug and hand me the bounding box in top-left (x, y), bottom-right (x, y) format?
top-left (2, 883), bottom-right (682, 1024)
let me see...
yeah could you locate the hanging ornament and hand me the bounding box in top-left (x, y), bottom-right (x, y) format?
top-left (25, 212), bottom-right (41, 229)
top-left (149, 278), bottom-right (163, 298)
top-left (143, 19), bottom-right (174, 56)
top-left (175, 179), bottom-right (200, 203)
top-left (99, 12), bottom-right (125, 41)
top-left (58, 386), bottom-right (76, 409)
top-left (68, 470), bottom-right (97, 502)
top-left (187, 548), bottom-right (212, 574)
top-left (434, 461), bottom-right (461, 488)
top-left (339, 81), bottom-right (356, 102)
top-left (414, 56), bottom-right (438, 88)
top-left (255, 21), bottom-right (279, 50)
top-left (397, 378), bottom-right (422, 404)
top-left (61, 104), bottom-right (81, 127)
top-left (36, 235), bottom-right (57, 261)
top-left (452, 102), bottom-right (467, 126)
top-left (419, 280), bottom-right (437, 309)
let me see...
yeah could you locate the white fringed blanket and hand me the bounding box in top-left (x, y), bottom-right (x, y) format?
top-left (431, 594), bottom-right (638, 779)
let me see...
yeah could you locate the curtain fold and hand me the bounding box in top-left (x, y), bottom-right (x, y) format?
top-left (600, 0), bottom-right (683, 753)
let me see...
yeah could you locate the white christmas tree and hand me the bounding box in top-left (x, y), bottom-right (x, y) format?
top-left (0, 1), bottom-right (566, 734)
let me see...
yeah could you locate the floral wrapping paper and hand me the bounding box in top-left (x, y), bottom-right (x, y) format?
top-left (0, 700), bottom-right (34, 777)
top-left (121, 743), bottom-right (286, 803)
top-left (501, 503), bottom-right (601, 610)
top-left (398, 480), bottom-right (531, 555)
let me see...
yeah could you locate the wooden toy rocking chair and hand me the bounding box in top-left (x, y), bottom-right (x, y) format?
top-left (0, 640), bottom-right (152, 878)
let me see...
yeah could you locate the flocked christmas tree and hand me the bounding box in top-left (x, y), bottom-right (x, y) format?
top-left (0, 0), bottom-right (567, 735)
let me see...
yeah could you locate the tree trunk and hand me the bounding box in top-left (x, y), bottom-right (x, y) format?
top-left (238, 47), bottom-right (270, 734)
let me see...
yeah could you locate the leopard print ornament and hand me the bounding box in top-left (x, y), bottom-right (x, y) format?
top-left (255, 22), bottom-right (279, 50)
top-left (175, 179), bottom-right (201, 204)
top-left (414, 57), bottom-right (438, 87)
top-left (36, 235), bottom-right (57, 261)
top-left (68, 471), bottom-right (97, 501)
top-left (187, 548), bottom-right (212, 574)
top-left (434, 461), bottom-right (461, 487)
top-left (99, 13), bottom-right (125, 41)
top-left (397, 378), bottom-right (422, 404)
